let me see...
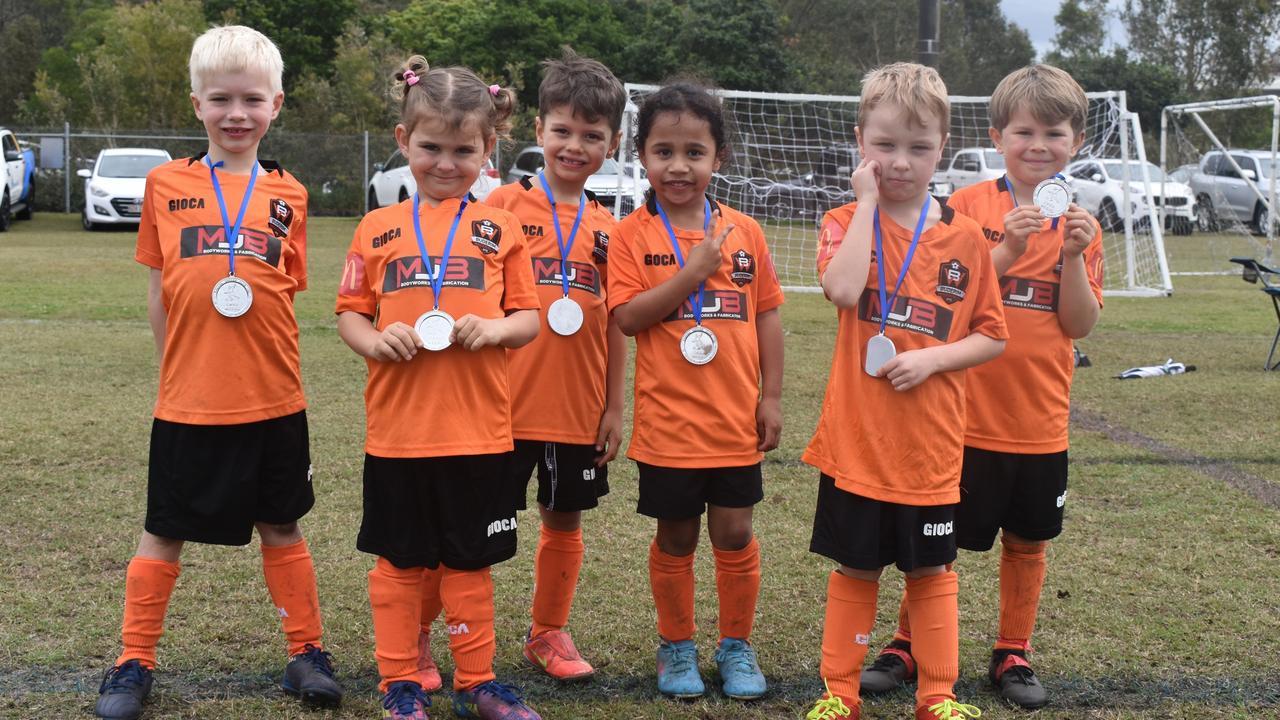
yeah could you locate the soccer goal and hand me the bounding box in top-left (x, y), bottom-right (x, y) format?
top-left (1160, 96), bottom-right (1279, 270)
top-left (615, 83), bottom-right (1173, 296)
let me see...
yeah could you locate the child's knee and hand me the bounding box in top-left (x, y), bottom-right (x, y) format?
top-left (256, 521), bottom-right (302, 545)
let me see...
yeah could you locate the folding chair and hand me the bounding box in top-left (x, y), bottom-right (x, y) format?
top-left (1230, 257), bottom-right (1280, 370)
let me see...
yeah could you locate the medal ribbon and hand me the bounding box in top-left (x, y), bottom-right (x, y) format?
top-left (206, 157), bottom-right (259, 276)
top-left (873, 195), bottom-right (930, 335)
top-left (654, 197), bottom-right (713, 326)
top-left (411, 193), bottom-right (468, 310)
top-left (1005, 173), bottom-right (1064, 230)
top-left (537, 173), bottom-right (586, 298)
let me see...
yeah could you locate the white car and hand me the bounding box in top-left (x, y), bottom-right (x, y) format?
top-left (78, 148), bottom-right (171, 230)
top-left (504, 146), bottom-right (649, 214)
top-left (1065, 159), bottom-right (1198, 236)
top-left (936, 147), bottom-right (1006, 190)
top-left (367, 150), bottom-right (500, 210)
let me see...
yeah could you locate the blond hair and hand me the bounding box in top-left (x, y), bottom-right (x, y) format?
top-left (989, 64), bottom-right (1088, 134)
top-left (858, 62), bottom-right (949, 136)
top-left (189, 25), bottom-right (284, 95)
top-left (394, 55), bottom-right (516, 142)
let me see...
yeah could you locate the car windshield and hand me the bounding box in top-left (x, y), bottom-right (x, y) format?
top-left (984, 151), bottom-right (1005, 169)
top-left (1102, 161), bottom-right (1167, 182)
top-left (98, 154), bottom-right (167, 178)
top-left (593, 158), bottom-right (621, 176)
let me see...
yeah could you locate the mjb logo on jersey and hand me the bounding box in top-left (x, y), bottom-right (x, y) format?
top-left (1001, 276), bottom-right (1059, 312)
top-left (730, 249), bottom-right (756, 287)
top-left (858, 289), bottom-right (954, 341)
top-left (935, 259), bottom-right (969, 304)
top-left (665, 290), bottom-right (748, 322)
top-left (531, 257), bottom-right (600, 294)
top-left (382, 255), bottom-right (486, 293)
top-left (471, 219), bottom-right (502, 254)
top-left (179, 225), bottom-right (281, 266)
top-left (268, 198), bottom-right (294, 238)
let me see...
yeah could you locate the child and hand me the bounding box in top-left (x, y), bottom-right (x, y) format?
top-left (96, 25), bottom-right (340, 720)
top-left (860, 63), bottom-right (1104, 710)
top-left (469, 48), bottom-right (628, 682)
top-left (335, 56), bottom-right (544, 720)
top-left (802, 62), bottom-right (1008, 720)
top-left (607, 81), bottom-right (785, 701)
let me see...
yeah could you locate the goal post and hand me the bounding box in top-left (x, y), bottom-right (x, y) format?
top-left (616, 83), bottom-right (1174, 296)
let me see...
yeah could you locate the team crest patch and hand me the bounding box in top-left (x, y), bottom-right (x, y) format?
top-left (268, 198), bottom-right (294, 238)
top-left (471, 219), bottom-right (501, 254)
top-left (730, 249), bottom-right (756, 286)
top-left (936, 259), bottom-right (969, 304)
top-left (592, 230), bottom-right (609, 263)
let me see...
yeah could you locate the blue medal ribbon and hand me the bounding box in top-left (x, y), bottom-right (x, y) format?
top-left (873, 195), bottom-right (930, 335)
top-left (654, 197), bottom-right (713, 326)
top-left (1006, 173), bottom-right (1064, 230)
top-left (206, 157), bottom-right (259, 276)
top-left (537, 174), bottom-right (586, 298)
top-left (411, 193), bottom-right (468, 310)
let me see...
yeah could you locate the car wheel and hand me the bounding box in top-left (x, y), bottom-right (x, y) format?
top-left (367, 187), bottom-right (379, 212)
top-left (1172, 217), bottom-right (1192, 236)
top-left (398, 187), bottom-right (410, 203)
top-left (0, 191), bottom-right (11, 232)
top-left (82, 210), bottom-right (96, 231)
top-left (1196, 194), bottom-right (1218, 232)
top-left (14, 177), bottom-right (32, 220)
top-left (1099, 198), bottom-right (1121, 232)
top-left (1253, 202), bottom-right (1271, 236)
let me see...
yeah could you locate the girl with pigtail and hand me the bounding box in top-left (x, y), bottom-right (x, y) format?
top-left (335, 56), bottom-right (544, 720)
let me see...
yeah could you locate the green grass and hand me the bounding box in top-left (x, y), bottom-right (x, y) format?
top-left (1, 215), bottom-right (1278, 719)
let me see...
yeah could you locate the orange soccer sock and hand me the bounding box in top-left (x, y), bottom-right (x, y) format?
top-left (421, 566), bottom-right (443, 631)
top-left (261, 539), bottom-right (324, 657)
top-left (819, 570), bottom-right (878, 707)
top-left (995, 538), bottom-right (1047, 652)
top-left (713, 536), bottom-right (760, 641)
top-left (648, 541), bottom-right (696, 642)
top-left (905, 571), bottom-right (960, 707)
top-left (369, 557), bottom-right (424, 692)
top-left (530, 525), bottom-right (584, 637)
top-left (117, 556), bottom-right (181, 669)
top-left (439, 566), bottom-right (497, 690)
top-left (893, 590), bottom-right (912, 643)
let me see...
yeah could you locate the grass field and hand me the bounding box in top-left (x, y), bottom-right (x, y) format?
top-left (1, 215), bottom-right (1278, 719)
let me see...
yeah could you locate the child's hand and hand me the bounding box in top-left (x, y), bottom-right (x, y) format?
top-left (450, 314), bottom-right (506, 351)
top-left (878, 348), bottom-right (939, 391)
top-left (685, 209), bottom-right (734, 281)
top-left (368, 321), bottom-right (419, 362)
top-left (1001, 205), bottom-right (1045, 256)
top-left (851, 158), bottom-right (880, 203)
top-left (594, 406), bottom-right (622, 467)
top-left (1061, 203), bottom-right (1095, 258)
top-left (756, 396), bottom-right (782, 451)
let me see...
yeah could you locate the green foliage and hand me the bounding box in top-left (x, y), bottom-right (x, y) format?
top-left (1053, 49), bottom-right (1185, 135)
top-left (937, 0), bottom-right (1035, 95)
top-left (1046, 0), bottom-right (1109, 65)
top-left (203, 0), bottom-right (358, 91)
top-left (285, 22), bottom-right (403, 133)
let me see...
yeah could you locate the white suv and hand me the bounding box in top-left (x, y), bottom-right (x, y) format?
top-left (367, 150), bottom-right (500, 210)
top-left (78, 148), bottom-right (171, 230)
top-left (1065, 159), bottom-right (1197, 235)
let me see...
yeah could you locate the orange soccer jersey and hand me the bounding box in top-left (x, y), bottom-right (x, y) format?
top-left (334, 195), bottom-right (539, 458)
top-left (135, 156), bottom-right (309, 425)
top-left (949, 177), bottom-right (1105, 453)
top-left (607, 196), bottom-right (784, 468)
top-left (803, 200), bottom-right (1008, 506)
top-left (485, 178), bottom-right (616, 445)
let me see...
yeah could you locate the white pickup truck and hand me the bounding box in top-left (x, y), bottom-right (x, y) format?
top-left (1, 127), bottom-right (35, 231)
top-left (935, 147), bottom-right (1006, 190)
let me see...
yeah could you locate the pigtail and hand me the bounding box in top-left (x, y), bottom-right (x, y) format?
top-left (395, 55), bottom-right (430, 98)
top-left (489, 84), bottom-right (517, 141)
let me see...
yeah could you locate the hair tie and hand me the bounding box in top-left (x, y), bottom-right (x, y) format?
top-left (488, 84), bottom-right (500, 97)
top-left (403, 69), bottom-right (419, 87)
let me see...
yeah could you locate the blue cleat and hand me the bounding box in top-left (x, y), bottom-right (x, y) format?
top-left (381, 681), bottom-right (430, 719)
top-left (452, 680), bottom-right (541, 719)
top-left (714, 637), bottom-right (767, 700)
top-left (656, 638), bottom-right (705, 698)
top-left (95, 660), bottom-right (153, 720)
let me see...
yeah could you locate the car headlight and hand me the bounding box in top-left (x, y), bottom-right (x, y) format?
top-left (90, 184), bottom-right (110, 197)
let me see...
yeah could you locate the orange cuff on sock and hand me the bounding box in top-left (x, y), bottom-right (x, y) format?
top-left (117, 556), bottom-right (181, 669)
top-left (261, 539), bottom-right (324, 657)
top-left (905, 571), bottom-right (960, 707)
top-left (531, 525), bottom-right (585, 637)
top-left (996, 538), bottom-right (1047, 652)
top-left (440, 566), bottom-right (496, 690)
top-left (369, 557), bottom-right (424, 691)
top-left (648, 541), bottom-right (696, 642)
top-left (820, 570), bottom-right (878, 707)
top-left (712, 536), bottom-right (760, 641)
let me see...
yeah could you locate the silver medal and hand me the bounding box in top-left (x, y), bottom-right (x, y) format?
top-left (414, 309), bottom-right (455, 351)
top-left (680, 325), bottom-right (718, 365)
top-left (547, 296), bottom-right (584, 336)
top-left (1033, 177), bottom-right (1072, 218)
top-left (211, 275), bottom-right (253, 318)
top-left (865, 333), bottom-right (897, 376)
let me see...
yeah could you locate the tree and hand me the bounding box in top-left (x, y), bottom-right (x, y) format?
top-left (937, 0), bottom-right (1035, 95)
top-left (204, 0), bottom-right (358, 91)
top-left (1046, 0), bottom-right (1109, 66)
top-left (286, 22), bottom-right (403, 133)
top-left (1056, 48), bottom-right (1184, 133)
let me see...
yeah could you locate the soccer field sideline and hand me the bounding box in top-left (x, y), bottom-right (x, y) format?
top-left (1, 215), bottom-right (1277, 719)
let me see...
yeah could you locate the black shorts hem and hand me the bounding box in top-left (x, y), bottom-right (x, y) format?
top-left (635, 463), bottom-right (763, 520)
top-left (356, 540), bottom-right (517, 572)
top-left (144, 520), bottom-right (254, 547)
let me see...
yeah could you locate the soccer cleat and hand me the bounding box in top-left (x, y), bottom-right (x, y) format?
top-left (452, 680), bottom-right (542, 719)
top-left (916, 697), bottom-right (983, 719)
top-left (805, 679), bottom-right (859, 720)
top-left (522, 628), bottom-right (595, 681)
top-left (860, 639), bottom-right (916, 694)
top-left (95, 659), bottom-right (153, 720)
top-left (989, 650), bottom-right (1048, 709)
top-left (655, 638), bottom-right (705, 698)
top-left (381, 681), bottom-right (430, 720)
top-left (714, 637), bottom-right (767, 700)
top-left (281, 643), bottom-right (342, 707)
top-left (417, 629), bottom-right (443, 692)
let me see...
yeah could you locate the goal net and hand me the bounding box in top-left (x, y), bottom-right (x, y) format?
top-left (615, 84), bottom-right (1172, 296)
top-left (1161, 96), bottom-right (1279, 272)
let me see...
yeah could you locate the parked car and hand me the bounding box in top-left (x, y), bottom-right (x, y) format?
top-left (1064, 159), bottom-right (1197, 235)
top-left (78, 148), bottom-right (172, 230)
top-left (1, 127), bottom-right (36, 231)
top-left (367, 149), bottom-right (500, 210)
top-left (504, 146), bottom-right (648, 214)
top-left (1187, 149), bottom-right (1277, 234)
top-left (936, 147), bottom-right (1006, 190)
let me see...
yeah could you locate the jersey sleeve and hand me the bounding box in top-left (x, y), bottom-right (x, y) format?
top-left (606, 219), bottom-right (646, 311)
top-left (484, 185), bottom-right (512, 210)
top-left (1085, 224), bottom-right (1105, 307)
top-left (286, 188), bottom-right (309, 291)
top-left (751, 223), bottom-right (785, 313)
top-left (335, 219), bottom-right (376, 318)
top-left (815, 211), bottom-right (849, 279)
top-left (966, 234), bottom-right (1009, 341)
top-left (135, 175), bottom-right (163, 269)
top-left (500, 217), bottom-right (540, 312)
